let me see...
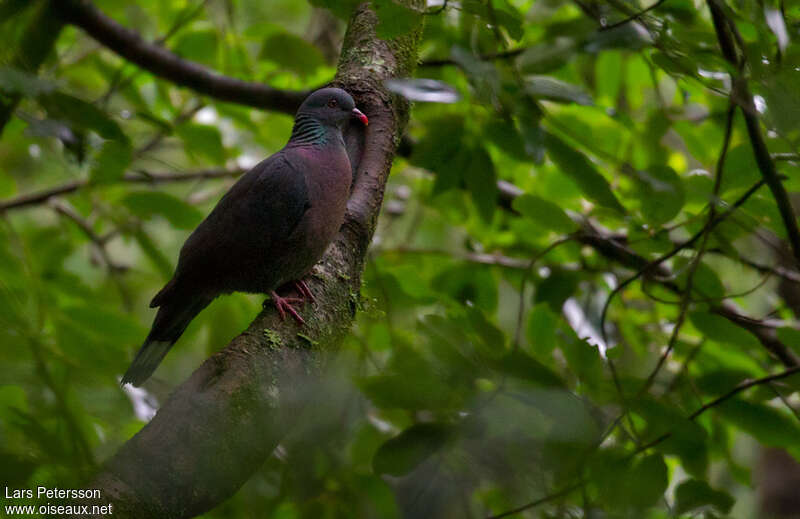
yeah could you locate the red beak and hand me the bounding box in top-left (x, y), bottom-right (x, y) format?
top-left (352, 108), bottom-right (368, 126)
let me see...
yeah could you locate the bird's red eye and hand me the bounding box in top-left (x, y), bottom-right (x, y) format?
top-left (327, 98), bottom-right (338, 108)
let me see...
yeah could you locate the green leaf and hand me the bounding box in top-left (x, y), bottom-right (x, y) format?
top-left (372, 422), bottom-right (453, 476)
top-left (132, 229), bottom-right (173, 279)
top-left (490, 350), bottom-right (565, 388)
top-left (544, 133), bottom-right (625, 213)
top-left (526, 303), bottom-right (558, 356)
top-left (524, 76), bottom-right (592, 105)
top-left (373, 0), bottom-right (422, 39)
top-left (535, 269), bottom-right (580, 312)
top-left (260, 32), bottom-right (325, 76)
top-left (674, 479), bottom-right (734, 515)
top-left (518, 38), bottom-right (576, 74)
top-left (60, 305), bottom-right (143, 344)
top-left (173, 28), bottom-right (218, 67)
top-left (460, 0), bottom-right (524, 41)
top-left (689, 312), bottom-right (760, 350)
top-left (89, 139), bottom-right (132, 184)
top-left (583, 23), bottom-right (653, 53)
top-left (308, 0), bottom-right (361, 18)
top-left (463, 145), bottom-right (497, 222)
top-left (0, 66), bottom-right (55, 96)
top-left (0, 0), bottom-right (31, 20)
top-left (761, 69), bottom-right (800, 142)
top-left (39, 92), bottom-right (127, 142)
top-left (122, 191), bottom-right (204, 230)
top-left (717, 398), bottom-right (800, 448)
top-left (176, 123), bottom-right (225, 164)
top-left (633, 399), bottom-right (708, 477)
top-left (634, 165), bottom-right (685, 225)
top-left (629, 454), bottom-right (669, 508)
top-left (721, 145), bottom-right (760, 194)
top-left (512, 194), bottom-right (577, 234)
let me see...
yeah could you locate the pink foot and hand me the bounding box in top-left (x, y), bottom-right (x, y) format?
top-left (270, 291), bottom-right (305, 324)
top-left (294, 280), bottom-right (316, 303)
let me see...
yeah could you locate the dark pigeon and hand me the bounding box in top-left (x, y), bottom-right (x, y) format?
top-left (121, 88), bottom-right (368, 386)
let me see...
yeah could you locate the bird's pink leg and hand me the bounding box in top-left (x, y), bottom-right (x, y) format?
top-left (270, 291), bottom-right (305, 324)
top-left (294, 280), bottom-right (316, 303)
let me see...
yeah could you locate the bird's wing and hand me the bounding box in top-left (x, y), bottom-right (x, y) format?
top-left (153, 152), bottom-right (310, 304)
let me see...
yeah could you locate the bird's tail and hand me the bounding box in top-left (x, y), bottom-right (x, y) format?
top-left (121, 293), bottom-right (213, 386)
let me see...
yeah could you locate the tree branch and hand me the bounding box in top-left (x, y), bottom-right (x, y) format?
top-left (83, 3), bottom-right (423, 518)
top-left (0, 168), bottom-right (244, 213)
top-left (52, 0), bottom-right (309, 115)
top-left (708, 0), bottom-right (800, 267)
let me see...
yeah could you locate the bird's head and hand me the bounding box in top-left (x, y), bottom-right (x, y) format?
top-left (297, 88), bottom-right (368, 128)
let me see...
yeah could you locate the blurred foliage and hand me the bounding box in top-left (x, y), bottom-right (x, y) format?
top-left (1, 0), bottom-right (800, 517)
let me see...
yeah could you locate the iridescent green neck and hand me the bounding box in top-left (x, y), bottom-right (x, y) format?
top-left (288, 114), bottom-right (341, 147)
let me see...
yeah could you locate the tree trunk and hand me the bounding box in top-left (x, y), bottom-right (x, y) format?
top-left (84, 3), bottom-right (422, 518)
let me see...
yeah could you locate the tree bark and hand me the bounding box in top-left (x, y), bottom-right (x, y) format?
top-left (84, 3), bottom-right (422, 518)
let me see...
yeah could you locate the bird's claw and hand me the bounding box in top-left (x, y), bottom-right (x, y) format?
top-left (294, 280), bottom-right (316, 304)
top-left (270, 291), bottom-right (305, 324)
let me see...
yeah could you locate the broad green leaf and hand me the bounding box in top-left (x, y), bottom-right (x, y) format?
top-left (518, 37), bottom-right (576, 74)
top-left (545, 133), bottom-right (625, 213)
top-left (122, 191), bottom-right (204, 230)
top-left (634, 165), bottom-right (684, 225)
top-left (777, 327), bottom-right (800, 355)
top-left (526, 303), bottom-right (558, 356)
top-left (260, 32), bottom-right (325, 76)
top-left (89, 139), bottom-right (132, 184)
top-left (308, 0), bottom-right (361, 18)
top-left (718, 398), bottom-right (800, 448)
top-left (490, 350), bottom-right (564, 388)
top-left (372, 422), bottom-right (453, 476)
top-left (463, 145), bottom-right (497, 222)
top-left (373, 0), bottom-right (422, 39)
top-left (524, 76), bottom-right (592, 105)
top-left (761, 69), bottom-right (800, 142)
top-left (132, 229), bottom-right (174, 279)
top-left (173, 28), bottom-right (218, 67)
top-left (176, 123), bottom-right (225, 164)
top-left (39, 92), bottom-right (127, 142)
top-left (721, 145), bottom-right (760, 194)
top-left (629, 454), bottom-right (669, 508)
top-left (583, 22), bottom-right (653, 53)
top-left (689, 312), bottom-right (761, 350)
top-left (633, 399), bottom-right (708, 476)
top-left (512, 194), bottom-right (577, 234)
top-left (674, 479), bottom-right (734, 515)
top-left (534, 269), bottom-right (580, 312)
top-left (459, 0), bottom-right (523, 41)
top-left (0, 66), bottom-right (55, 96)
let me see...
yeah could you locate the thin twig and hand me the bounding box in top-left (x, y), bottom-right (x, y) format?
top-left (708, 0), bottom-right (800, 267)
top-left (636, 102), bottom-right (735, 398)
top-left (0, 168), bottom-right (244, 213)
top-left (599, 178), bottom-right (768, 347)
top-left (49, 198), bottom-right (132, 309)
top-left (636, 365), bottom-right (800, 454)
top-left (485, 481), bottom-right (584, 519)
top-left (600, 0), bottom-right (668, 31)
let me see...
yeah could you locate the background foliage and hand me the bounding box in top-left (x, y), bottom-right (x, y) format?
top-left (2, 0), bottom-right (800, 517)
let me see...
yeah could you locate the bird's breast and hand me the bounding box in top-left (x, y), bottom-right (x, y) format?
top-left (281, 146), bottom-right (352, 280)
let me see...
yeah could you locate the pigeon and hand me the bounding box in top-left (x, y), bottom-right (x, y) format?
top-left (121, 88), bottom-right (368, 386)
